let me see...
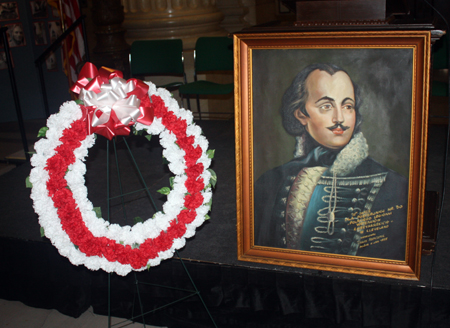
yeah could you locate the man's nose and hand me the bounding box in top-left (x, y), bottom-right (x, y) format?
top-left (332, 107), bottom-right (344, 123)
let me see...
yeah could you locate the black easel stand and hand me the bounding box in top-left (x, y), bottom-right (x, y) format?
top-left (1, 26), bottom-right (30, 161)
top-left (104, 136), bottom-right (218, 328)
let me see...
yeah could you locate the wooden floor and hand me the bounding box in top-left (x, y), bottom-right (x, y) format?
top-left (0, 299), bottom-right (165, 328)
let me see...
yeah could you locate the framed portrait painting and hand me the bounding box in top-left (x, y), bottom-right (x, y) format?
top-left (0, 51), bottom-right (10, 69)
top-left (33, 21), bottom-right (48, 45)
top-left (30, 0), bottom-right (48, 19)
top-left (0, 2), bottom-right (20, 21)
top-left (6, 23), bottom-right (26, 47)
top-left (234, 31), bottom-right (430, 280)
top-left (48, 20), bottom-right (62, 44)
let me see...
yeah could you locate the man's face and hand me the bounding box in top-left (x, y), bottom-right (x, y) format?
top-left (295, 69), bottom-right (356, 150)
top-left (12, 26), bottom-right (23, 42)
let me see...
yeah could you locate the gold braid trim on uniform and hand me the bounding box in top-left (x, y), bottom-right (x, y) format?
top-left (285, 166), bottom-right (327, 248)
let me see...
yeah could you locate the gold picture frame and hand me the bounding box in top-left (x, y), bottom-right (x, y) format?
top-left (234, 31), bottom-right (430, 280)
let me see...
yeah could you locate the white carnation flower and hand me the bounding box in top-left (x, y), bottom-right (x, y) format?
top-left (29, 83), bottom-right (214, 276)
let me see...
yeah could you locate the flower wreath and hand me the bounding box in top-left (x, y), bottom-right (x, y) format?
top-left (29, 63), bottom-right (215, 276)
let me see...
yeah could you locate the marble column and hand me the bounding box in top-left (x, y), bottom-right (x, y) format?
top-left (216, 0), bottom-right (250, 33)
top-left (91, 0), bottom-right (131, 77)
top-left (122, 0), bottom-right (226, 50)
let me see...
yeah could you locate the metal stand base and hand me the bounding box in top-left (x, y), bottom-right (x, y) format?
top-left (105, 136), bottom-right (217, 328)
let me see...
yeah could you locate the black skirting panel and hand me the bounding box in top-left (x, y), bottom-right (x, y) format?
top-left (1, 237), bottom-right (450, 328)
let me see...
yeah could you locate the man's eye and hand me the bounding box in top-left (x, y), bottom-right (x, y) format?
top-left (343, 104), bottom-right (354, 110)
top-left (319, 104), bottom-right (333, 110)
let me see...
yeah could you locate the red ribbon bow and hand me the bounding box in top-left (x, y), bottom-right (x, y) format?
top-left (71, 62), bottom-right (154, 140)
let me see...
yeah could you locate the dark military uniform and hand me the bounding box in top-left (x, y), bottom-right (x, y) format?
top-left (254, 138), bottom-right (408, 261)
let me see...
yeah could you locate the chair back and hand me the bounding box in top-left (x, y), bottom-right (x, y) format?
top-left (431, 34), bottom-right (449, 97)
top-left (194, 36), bottom-right (233, 72)
top-left (433, 34), bottom-right (448, 70)
top-left (130, 39), bottom-right (184, 77)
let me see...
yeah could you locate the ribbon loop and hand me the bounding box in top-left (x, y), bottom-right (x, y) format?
top-left (73, 62), bottom-right (154, 140)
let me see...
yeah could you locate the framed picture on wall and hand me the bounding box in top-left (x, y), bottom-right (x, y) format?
top-left (0, 2), bottom-right (19, 21)
top-left (6, 23), bottom-right (26, 47)
top-left (33, 21), bottom-right (47, 45)
top-left (234, 31), bottom-right (431, 280)
top-left (51, 5), bottom-right (60, 18)
top-left (30, 0), bottom-right (48, 19)
top-left (45, 51), bottom-right (57, 71)
top-left (0, 51), bottom-right (12, 69)
top-left (48, 20), bottom-right (62, 44)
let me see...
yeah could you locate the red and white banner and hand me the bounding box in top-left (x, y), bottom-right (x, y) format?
top-left (48, 0), bottom-right (85, 86)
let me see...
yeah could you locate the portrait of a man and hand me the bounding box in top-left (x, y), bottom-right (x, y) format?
top-left (254, 63), bottom-right (408, 261)
top-left (7, 24), bottom-right (25, 48)
top-left (0, 2), bottom-right (19, 21)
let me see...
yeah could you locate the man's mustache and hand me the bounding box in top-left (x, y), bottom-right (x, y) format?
top-left (326, 123), bottom-right (350, 131)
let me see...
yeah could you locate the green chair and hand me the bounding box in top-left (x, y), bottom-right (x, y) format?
top-left (130, 39), bottom-right (188, 92)
top-left (179, 36), bottom-right (234, 120)
top-left (429, 34), bottom-right (449, 124)
top-left (431, 34), bottom-right (448, 97)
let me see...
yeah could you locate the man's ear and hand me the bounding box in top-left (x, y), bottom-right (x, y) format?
top-left (294, 109), bottom-right (308, 126)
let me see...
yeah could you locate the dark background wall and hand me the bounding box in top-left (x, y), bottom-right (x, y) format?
top-left (1, 0), bottom-right (70, 123)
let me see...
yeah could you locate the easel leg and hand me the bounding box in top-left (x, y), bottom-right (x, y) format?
top-left (104, 136), bottom-right (218, 327)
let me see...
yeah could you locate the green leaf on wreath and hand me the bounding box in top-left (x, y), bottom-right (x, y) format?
top-left (120, 241), bottom-right (124, 245)
top-left (74, 245), bottom-right (79, 250)
top-left (147, 264), bottom-right (151, 271)
top-left (145, 134), bottom-right (152, 141)
top-left (169, 176), bottom-right (174, 188)
top-left (26, 176), bottom-right (33, 188)
top-left (40, 226), bottom-right (45, 237)
top-left (28, 151), bottom-right (36, 155)
top-left (133, 127), bottom-right (144, 136)
top-left (131, 126), bottom-right (143, 135)
top-left (162, 156), bottom-right (169, 165)
top-left (207, 169), bottom-right (217, 188)
top-left (93, 207), bottom-right (102, 218)
top-left (206, 197), bottom-right (212, 208)
top-left (207, 149), bottom-right (215, 159)
top-left (132, 243), bottom-right (140, 249)
top-left (37, 127), bottom-right (49, 137)
top-left (157, 187), bottom-right (171, 195)
top-left (134, 216), bottom-right (143, 224)
top-left (205, 214), bottom-right (210, 220)
top-left (75, 99), bottom-right (84, 105)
